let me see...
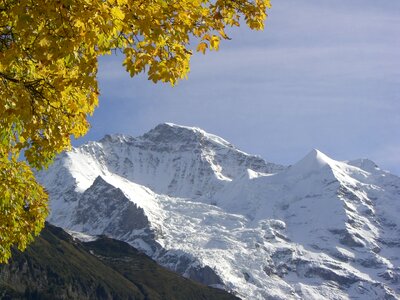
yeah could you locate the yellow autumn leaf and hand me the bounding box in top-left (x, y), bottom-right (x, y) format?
top-left (197, 42), bottom-right (208, 54)
top-left (74, 19), bottom-right (85, 29)
top-left (38, 37), bottom-right (50, 47)
top-left (111, 7), bottom-right (125, 20)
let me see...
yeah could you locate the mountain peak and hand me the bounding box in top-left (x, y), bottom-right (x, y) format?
top-left (287, 148), bottom-right (335, 176)
top-left (96, 123), bottom-right (233, 150)
top-left (347, 158), bottom-right (379, 173)
top-left (54, 123), bottom-right (283, 200)
top-left (137, 123), bottom-right (233, 149)
top-left (99, 133), bottom-right (135, 144)
top-left (305, 148), bottom-right (333, 164)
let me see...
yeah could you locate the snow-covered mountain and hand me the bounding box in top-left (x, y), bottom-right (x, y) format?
top-left (37, 123), bottom-right (400, 299)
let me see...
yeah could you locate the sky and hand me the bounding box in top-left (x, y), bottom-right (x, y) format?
top-left (74, 0), bottom-right (400, 175)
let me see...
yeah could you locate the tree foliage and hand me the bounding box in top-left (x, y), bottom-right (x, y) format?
top-left (0, 0), bottom-right (271, 262)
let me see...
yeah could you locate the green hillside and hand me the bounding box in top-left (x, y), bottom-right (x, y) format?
top-left (0, 223), bottom-right (239, 300)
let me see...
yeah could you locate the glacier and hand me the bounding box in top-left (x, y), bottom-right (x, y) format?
top-left (37, 123), bottom-right (400, 299)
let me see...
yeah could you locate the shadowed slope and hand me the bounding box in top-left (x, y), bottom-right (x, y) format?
top-left (0, 223), bottom-right (239, 300)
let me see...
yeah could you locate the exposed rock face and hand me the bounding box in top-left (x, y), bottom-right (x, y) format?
top-left (37, 123), bottom-right (400, 299)
top-left (74, 176), bottom-right (150, 234)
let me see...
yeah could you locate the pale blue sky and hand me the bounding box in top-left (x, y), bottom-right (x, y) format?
top-left (74, 0), bottom-right (400, 175)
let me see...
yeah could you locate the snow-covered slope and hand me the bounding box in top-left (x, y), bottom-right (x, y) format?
top-left (37, 123), bottom-right (400, 299)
